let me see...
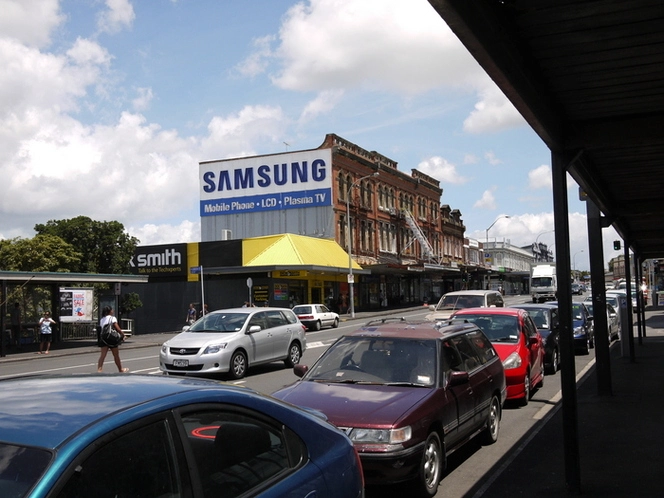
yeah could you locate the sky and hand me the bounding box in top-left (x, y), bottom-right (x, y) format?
top-left (0, 0), bottom-right (623, 272)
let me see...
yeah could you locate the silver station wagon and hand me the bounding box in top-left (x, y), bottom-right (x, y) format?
top-left (160, 307), bottom-right (307, 379)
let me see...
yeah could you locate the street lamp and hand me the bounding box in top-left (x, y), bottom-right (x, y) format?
top-left (573, 250), bottom-right (584, 279)
top-left (346, 171), bottom-right (379, 318)
top-left (485, 215), bottom-right (511, 243)
top-left (535, 229), bottom-right (555, 245)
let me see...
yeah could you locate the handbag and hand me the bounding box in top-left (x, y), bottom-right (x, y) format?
top-left (100, 320), bottom-right (122, 347)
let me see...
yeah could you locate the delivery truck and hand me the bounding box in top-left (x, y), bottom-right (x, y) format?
top-left (531, 263), bottom-right (557, 303)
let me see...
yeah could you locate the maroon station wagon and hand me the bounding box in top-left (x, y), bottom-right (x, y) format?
top-left (272, 319), bottom-right (507, 497)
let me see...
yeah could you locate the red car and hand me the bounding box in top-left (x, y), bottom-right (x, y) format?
top-left (452, 307), bottom-right (545, 406)
top-left (272, 319), bottom-right (506, 497)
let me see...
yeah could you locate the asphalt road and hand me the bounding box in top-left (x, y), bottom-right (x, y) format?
top-left (0, 295), bottom-right (598, 498)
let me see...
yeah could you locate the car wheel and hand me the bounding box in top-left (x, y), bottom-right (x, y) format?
top-left (229, 351), bottom-right (247, 380)
top-left (332, 317), bottom-right (339, 328)
top-left (313, 320), bottom-right (322, 331)
top-left (415, 432), bottom-right (443, 497)
top-left (546, 348), bottom-right (559, 375)
top-left (284, 341), bottom-right (302, 368)
top-left (481, 395), bottom-right (501, 445)
top-left (519, 371), bottom-right (530, 406)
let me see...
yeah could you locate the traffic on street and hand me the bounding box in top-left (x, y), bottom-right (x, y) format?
top-left (0, 294), bottom-right (606, 497)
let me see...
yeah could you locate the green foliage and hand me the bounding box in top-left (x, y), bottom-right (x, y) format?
top-left (0, 235), bottom-right (82, 272)
top-left (120, 292), bottom-right (143, 315)
top-left (34, 216), bottom-right (139, 274)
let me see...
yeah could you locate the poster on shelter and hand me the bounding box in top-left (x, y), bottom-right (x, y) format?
top-left (59, 288), bottom-right (94, 322)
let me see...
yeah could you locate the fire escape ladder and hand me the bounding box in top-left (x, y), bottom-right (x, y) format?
top-left (401, 209), bottom-right (441, 264)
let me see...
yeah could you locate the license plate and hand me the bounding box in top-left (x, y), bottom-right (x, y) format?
top-left (173, 359), bottom-right (189, 367)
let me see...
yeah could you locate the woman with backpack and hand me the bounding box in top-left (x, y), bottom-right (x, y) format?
top-left (97, 306), bottom-right (128, 373)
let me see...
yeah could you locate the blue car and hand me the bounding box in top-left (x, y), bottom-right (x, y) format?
top-left (0, 374), bottom-right (363, 498)
top-left (550, 301), bottom-right (594, 354)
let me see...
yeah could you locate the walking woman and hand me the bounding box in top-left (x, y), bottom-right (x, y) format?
top-left (97, 306), bottom-right (128, 373)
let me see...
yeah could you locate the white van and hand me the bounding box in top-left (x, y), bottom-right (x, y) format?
top-left (425, 290), bottom-right (504, 321)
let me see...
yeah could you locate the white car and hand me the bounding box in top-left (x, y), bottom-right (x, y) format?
top-left (292, 304), bottom-right (340, 331)
top-left (425, 290), bottom-right (505, 321)
top-left (160, 307), bottom-right (307, 379)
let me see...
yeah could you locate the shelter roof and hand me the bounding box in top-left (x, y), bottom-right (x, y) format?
top-left (429, 0), bottom-right (664, 258)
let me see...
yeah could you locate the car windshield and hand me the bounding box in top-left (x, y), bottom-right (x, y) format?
top-left (532, 277), bottom-right (553, 287)
top-left (453, 314), bottom-right (520, 343)
top-left (436, 294), bottom-right (484, 310)
top-left (305, 337), bottom-right (437, 387)
top-left (292, 306), bottom-right (312, 314)
top-left (188, 313), bottom-right (248, 333)
top-left (0, 443), bottom-right (51, 497)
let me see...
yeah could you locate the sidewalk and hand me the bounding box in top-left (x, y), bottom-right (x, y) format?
top-left (0, 305), bottom-right (421, 363)
top-left (469, 308), bottom-right (664, 497)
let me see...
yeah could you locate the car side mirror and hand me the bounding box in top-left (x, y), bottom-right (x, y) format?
top-left (529, 336), bottom-right (540, 345)
top-left (429, 305), bottom-right (436, 311)
top-left (247, 325), bottom-right (262, 334)
top-left (182, 325), bottom-right (190, 332)
top-left (293, 364), bottom-right (308, 378)
top-left (447, 370), bottom-right (469, 387)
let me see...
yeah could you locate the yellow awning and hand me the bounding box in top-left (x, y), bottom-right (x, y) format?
top-left (243, 233), bottom-right (363, 270)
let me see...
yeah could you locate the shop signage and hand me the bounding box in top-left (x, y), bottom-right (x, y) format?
top-left (199, 149), bottom-right (333, 216)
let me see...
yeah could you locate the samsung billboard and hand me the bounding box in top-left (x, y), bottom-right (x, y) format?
top-left (199, 149), bottom-right (333, 216)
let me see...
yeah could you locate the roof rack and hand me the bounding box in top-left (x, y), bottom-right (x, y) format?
top-left (362, 317), bottom-right (409, 326)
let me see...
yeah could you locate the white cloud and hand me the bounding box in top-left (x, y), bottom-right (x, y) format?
top-left (463, 84), bottom-right (525, 134)
top-left (528, 165), bottom-right (551, 189)
top-left (201, 105), bottom-right (286, 160)
top-left (417, 156), bottom-right (468, 185)
top-left (474, 189), bottom-right (496, 210)
top-left (132, 87), bottom-right (154, 111)
top-left (299, 89), bottom-right (344, 122)
top-left (0, 0), bottom-right (64, 48)
top-left (97, 0), bottom-right (135, 34)
top-left (234, 35), bottom-right (275, 78)
top-left (129, 220), bottom-right (201, 245)
top-left (484, 151), bottom-right (502, 166)
top-left (240, 0), bottom-right (485, 95)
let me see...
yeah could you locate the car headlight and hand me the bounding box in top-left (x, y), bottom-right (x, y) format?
top-left (502, 351), bottom-right (522, 370)
top-left (203, 343), bottom-right (228, 354)
top-left (573, 326), bottom-right (584, 336)
top-left (161, 344), bottom-right (168, 353)
top-left (348, 426), bottom-right (412, 444)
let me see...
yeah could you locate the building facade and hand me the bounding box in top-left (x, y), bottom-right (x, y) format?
top-left (198, 134), bottom-right (467, 311)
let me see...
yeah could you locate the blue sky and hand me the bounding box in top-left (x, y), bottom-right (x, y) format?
top-left (0, 0), bottom-right (623, 271)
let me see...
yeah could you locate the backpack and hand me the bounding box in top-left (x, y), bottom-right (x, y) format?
top-left (100, 319), bottom-right (122, 347)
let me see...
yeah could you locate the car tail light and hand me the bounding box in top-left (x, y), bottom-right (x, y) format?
top-left (299, 315), bottom-right (314, 320)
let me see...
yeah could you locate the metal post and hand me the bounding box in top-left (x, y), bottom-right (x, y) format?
top-left (552, 151), bottom-right (581, 493)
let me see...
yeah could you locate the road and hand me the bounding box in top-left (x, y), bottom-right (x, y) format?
top-left (0, 295), bottom-right (600, 497)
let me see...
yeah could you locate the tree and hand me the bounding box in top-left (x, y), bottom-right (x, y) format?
top-left (0, 235), bottom-right (82, 272)
top-left (34, 216), bottom-right (139, 274)
top-left (120, 292), bottom-right (143, 316)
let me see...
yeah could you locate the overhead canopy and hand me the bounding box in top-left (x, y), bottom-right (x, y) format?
top-left (205, 233), bottom-right (370, 275)
top-left (429, 0), bottom-right (664, 258)
top-left (0, 271), bottom-right (149, 284)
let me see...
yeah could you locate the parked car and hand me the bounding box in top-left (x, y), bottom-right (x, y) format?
top-left (160, 307), bottom-right (307, 379)
top-left (292, 303), bottom-right (340, 331)
top-left (584, 302), bottom-right (620, 342)
top-left (451, 307), bottom-right (545, 406)
top-left (607, 288), bottom-right (640, 313)
top-left (272, 319), bottom-right (506, 497)
top-left (571, 283), bottom-right (583, 295)
top-left (0, 374), bottom-right (364, 498)
top-left (425, 289), bottom-right (504, 321)
top-left (510, 303), bottom-right (561, 374)
top-left (550, 301), bottom-right (594, 354)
